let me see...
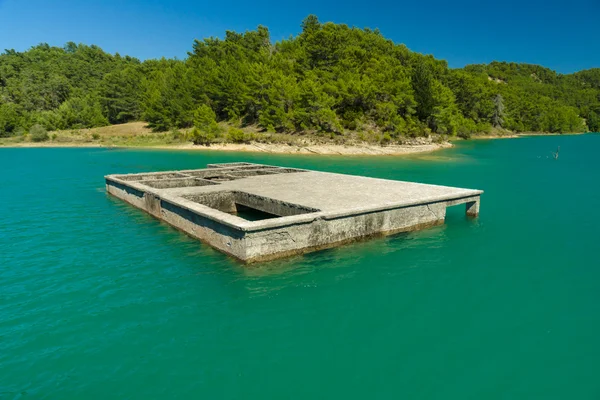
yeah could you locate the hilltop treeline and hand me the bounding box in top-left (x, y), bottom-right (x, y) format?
top-left (1, 16), bottom-right (599, 140)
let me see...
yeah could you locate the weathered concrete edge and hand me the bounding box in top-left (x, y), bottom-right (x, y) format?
top-left (107, 175), bottom-right (480, 239)
top-left (105, 182), bottom-right (448, 265)
top-left (105, 175), bottom-right (323, 231)
top-left (105, 175), bottom-right (482, 233)
top-left (242, 219), bottom-right (446, 264)
top-left (105, 162), bottom-right (307, 179)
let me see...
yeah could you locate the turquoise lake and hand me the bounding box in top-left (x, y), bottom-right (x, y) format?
top-left (1, 135), bottom-right (599, 399)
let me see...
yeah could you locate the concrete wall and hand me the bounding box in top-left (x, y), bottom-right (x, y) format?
top-left (159, 199), bottom-right (247, 258)
top-left (106, 180), bottom-right (147, 210)
top-left (107, 180), bottom-right (248, 259)
top-left (182, 191), bottom-right (318, 218)
top-left (143, 178), bottom-right (215, 189)
top-left (106, 176), bottom-right (478, 264)
top-left (241, 202), bottom-right (447, 262)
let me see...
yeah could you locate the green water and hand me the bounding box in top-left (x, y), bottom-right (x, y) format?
top-left (1, 135), bottom-right (599, 399)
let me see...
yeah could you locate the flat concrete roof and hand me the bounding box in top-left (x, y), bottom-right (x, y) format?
top-left (106, 163), bottom-right (482, 233)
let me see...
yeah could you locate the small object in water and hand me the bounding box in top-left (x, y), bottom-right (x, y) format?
top-left (552, 146), bottom-right (560, 160)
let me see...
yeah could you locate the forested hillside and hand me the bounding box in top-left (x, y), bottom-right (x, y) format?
top-left (1, 16), bottom-right (598, 141)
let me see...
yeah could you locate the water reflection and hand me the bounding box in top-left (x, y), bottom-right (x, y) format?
top-left (229, 223), bottom-right (453, 298)
top-left (409, 154), bottom-right (470, 163)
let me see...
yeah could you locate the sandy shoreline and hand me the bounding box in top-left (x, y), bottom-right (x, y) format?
top-left (3, 119), bottom-right (590, 155)
top-left (150, 142), bottom-right (453, 155)
top-left (0, 141), bottom-right (453, 156)
top-left (2, 130), bottom-right (591, 154)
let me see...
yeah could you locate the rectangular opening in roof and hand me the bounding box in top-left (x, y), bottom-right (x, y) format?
top-left (142, 178), bottom-right (216, 189)
top-left (206, 162), bottom-right (257, 169)
top-left (232, 204), bottom-right (280, 221)
top-left (183, 191), bottom-right (319, 221)
top-left (116, 172), bottom-right (188, 181)
top-left (184, 167), bottom-right (305, 181)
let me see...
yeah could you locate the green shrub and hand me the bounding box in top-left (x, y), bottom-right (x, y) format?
top-left (51, 133), bottom-right (58, 141)
top-left (0, 103), bottom-right (21, 137)
top-left (188, 127), bottom-right (216, 145)
top-left (476, 122), bottom-right (492, 134)
top-left (314, 108), bottom-right (343, 134)
top-left (341, 110), bottom-right (361, 130)
top-left (56, 96), bottom-right (108, 130)
top-left (170, 127), bottom-right (184, 141)
top-left (227, 127), bottom-right (249, 143)
top-left (380, 132), bottom-right (392, 145)
top-left (194, 105), bottom-right (217, 130)
top-left (456, 118), bottom-right (478, 139)
top-left (433, 134), bottom-right (447, 144)
top-left (188, 105), bottom-right (221, 145)
top-left (92, 132), bottom-right (100, 140)
top-left (360, 130), bottom-right (380, 143)
top-left (457, 130), bottom-right (471, 140)
top-left (30, 124), bottom-right (49, 142)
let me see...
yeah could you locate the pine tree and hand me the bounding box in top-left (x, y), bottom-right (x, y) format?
top-left (492, 94), bottom-right (505, 128)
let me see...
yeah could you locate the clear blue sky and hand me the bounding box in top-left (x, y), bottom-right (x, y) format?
top-left (0, 0), bottom-right (598, 73)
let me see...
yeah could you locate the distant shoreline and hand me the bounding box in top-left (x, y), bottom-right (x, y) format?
top-left (1, 121), bottom-right (592, 156)
top-left (0, 141), bottom-right (452, 156)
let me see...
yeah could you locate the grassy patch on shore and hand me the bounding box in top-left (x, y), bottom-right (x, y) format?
top-left (1, 121), bottom-right (580, 150)
top-left (0, 121), bottom-right (453, 148)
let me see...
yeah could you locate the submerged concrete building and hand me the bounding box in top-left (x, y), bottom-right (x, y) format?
top-left (106, 163), bottom-right (482, 263)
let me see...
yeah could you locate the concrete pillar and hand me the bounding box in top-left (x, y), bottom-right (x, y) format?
top-left (466, 198), bottom-right (480, 217)
top-left (144, 193), bottom-right (162, 218)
